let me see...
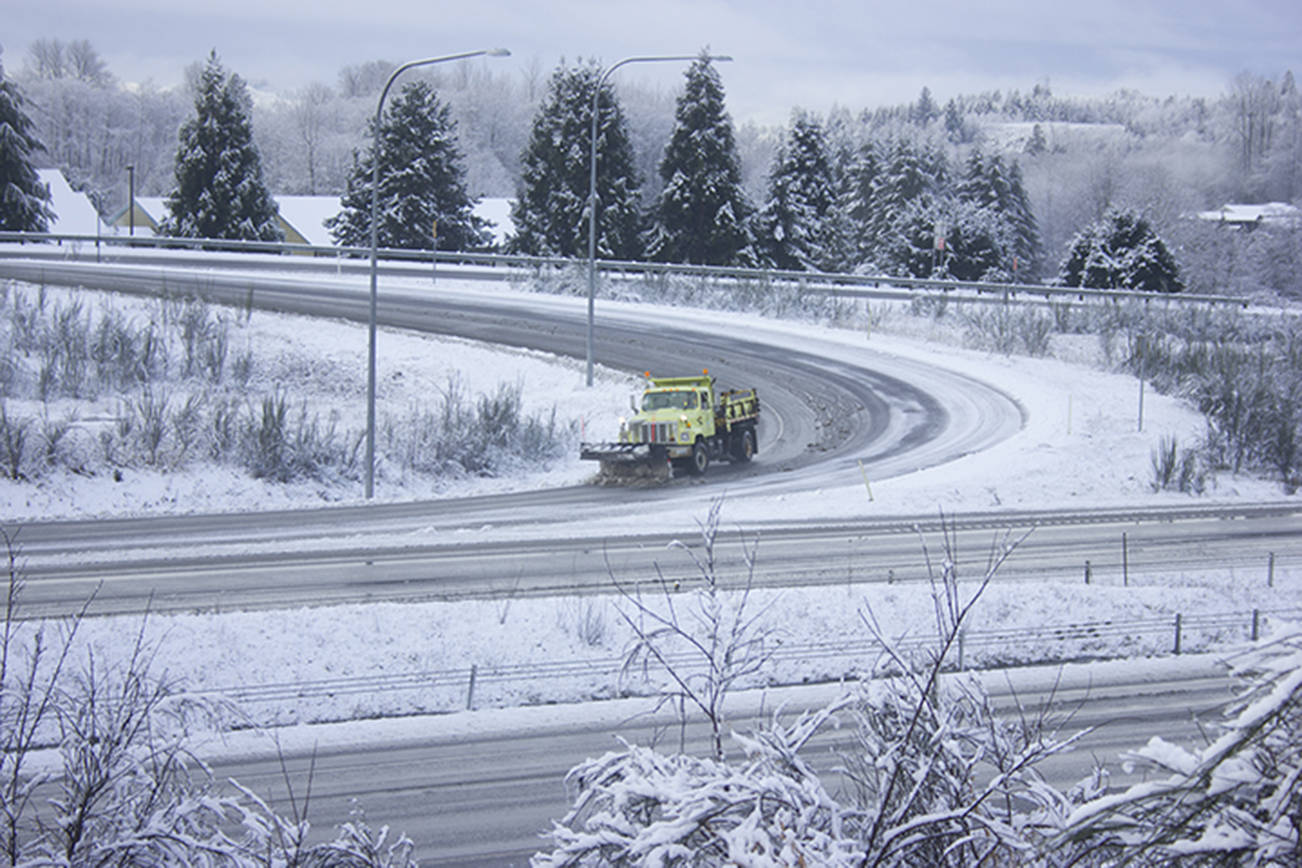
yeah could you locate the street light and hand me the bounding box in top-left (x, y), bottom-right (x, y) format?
top-left (585, 54), bottom-right (732, 386)
top-left (365, 48), bottom-right (510, 499)
top-left (126, 165), bottom-right (135, 236)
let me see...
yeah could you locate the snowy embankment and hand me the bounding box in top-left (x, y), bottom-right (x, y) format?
top-left (2, 274), bottom-right (1297, 731)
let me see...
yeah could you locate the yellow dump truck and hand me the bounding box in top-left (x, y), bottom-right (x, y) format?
top-left (581, 372), bottom-right (760, 480)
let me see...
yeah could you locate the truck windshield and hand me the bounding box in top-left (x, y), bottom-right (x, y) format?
top-left (643, 391), bottom-right (697, 411)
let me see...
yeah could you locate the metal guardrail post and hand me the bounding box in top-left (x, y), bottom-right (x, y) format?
top-left (1174, 613), bottom-right (1182, 654)
top-left (467, 663), bottom-right (478, 710)
top-left (1122, 532), bottom-right (1129, 587)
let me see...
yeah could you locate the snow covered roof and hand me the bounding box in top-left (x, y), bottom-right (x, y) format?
top-left (275, 196), bottom-right (342, 246)
top-left (474, 197), bottom-right (515, 247)
top-left (101, 193), bottom-right (517, 248)
top-left (37, 169), bottom-right (104, 235)
top-left (1195, 202), bottom-right (1302, 227)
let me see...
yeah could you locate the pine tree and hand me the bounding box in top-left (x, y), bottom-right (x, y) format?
top-left (162, 52), bottom-right (281, 241)
top-left (327, 80), bottom-right (488, 251)
top-left (1059, 209), bottom-right (1183, 293)
top-left (0, 57), bottom-right (53, 232)
top-left (646, 53), bottom-right (757, 266)
top-left (843, 139), bottom-right (883, 268)
top-left (858, 137), bottom-right (948, 269)
top-left (956, 149), bottom-right (1041, 279)
top-left (507, 61), bottom-right (642, 260)
top-left (886, 193), bottom-right (1010, 281)
top-left (756, 114), bottom-right (837, 271)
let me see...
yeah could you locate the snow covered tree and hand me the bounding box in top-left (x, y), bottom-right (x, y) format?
top-left (327, 79), bottom-right (488, 251)
top-left (1059, 208), bottom-right (1184, 293)
top-left (854, 136), bottom-right (948, 271)
top-left (0, 56), bottom-right (53, 232)
top-left (1058, 625), bottom-right (1302, 865)
top-left (911, 85), bottom-right (939, 127)
top-left (645, 52), bottom-right (757, 266)
top-left (956, 148), bottom-right (1041, 279)
top-left (756, 113), bottom-right (838, 271)
top-left (886, 193), bottom-right (1012, 281)
top-left (507, 60), bottom-right (642, 260)
top-left (162, 52), bottom-right (281, 242)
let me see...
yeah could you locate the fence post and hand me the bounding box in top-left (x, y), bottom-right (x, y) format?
top-left (466, 663), bottom-right (478, 710)
top-left (1268, 552), bottom-right (1275, 587)
top-left (1084, 560), bottom-right (1091, 584)
top-left (1122, 533), bottom-right (1129, 587)
top-left (1173, 613), bottom-right (1182, 655)
top-left (1252, 609), bottom-right (1260, 642)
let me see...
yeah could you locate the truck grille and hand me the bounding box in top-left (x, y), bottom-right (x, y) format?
top-left (634, 421), bottom-right (676, 444)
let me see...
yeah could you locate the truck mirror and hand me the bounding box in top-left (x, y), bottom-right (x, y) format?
top-left (629, 395), bottom-right (637, 411)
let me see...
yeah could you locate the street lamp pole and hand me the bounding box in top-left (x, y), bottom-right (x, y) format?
top-left (126, 165), bottom-right (135, 236)
top-left (365, 48), bottom-right (510, 499)
top-left (585, 54), bottom-right (731, 386)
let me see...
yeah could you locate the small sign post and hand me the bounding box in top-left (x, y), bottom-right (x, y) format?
top-left (431, 220), bottom-right (438, 285)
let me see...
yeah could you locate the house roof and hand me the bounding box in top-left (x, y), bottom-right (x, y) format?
top-left (37, 169), bottom-right (104, 235)
top-left (99, 193), bottom-right (518, 248)
top-left (275, 195), bottom-right (342, 246)
top-left (1195, 202), bottom-right (1302, 226)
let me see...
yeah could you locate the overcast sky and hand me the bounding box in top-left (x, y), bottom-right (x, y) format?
top-left (5, 0), bottom-right (1300, 124)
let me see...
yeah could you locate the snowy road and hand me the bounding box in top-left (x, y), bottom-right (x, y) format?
top-left (0, 256), bottom-right (1027, 615)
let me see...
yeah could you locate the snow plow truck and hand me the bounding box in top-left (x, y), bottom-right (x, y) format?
top-left (581, 372), bottom-right (760, 481)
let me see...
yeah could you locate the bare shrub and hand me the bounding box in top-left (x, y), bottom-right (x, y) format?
top-left (614, 498), bottom-right (780, 761)
top-left (0, 403), bottom-right (31, 480)
top-left (244, 389), bottom-right (290, 481)
top-left (1150, 434), bottom-right (1206, 493)
top-left (556, 597), bottom-right (610, 648)
top-left (38, 409), bottom-right (76, 472)
top-left (203, 315), bottom-right (230, 383)
top-left (131, 387), bottom-right (171, 466)
top-left (540, 512), bottom-right (1100, 866)
top-left (0, 529), bottom-right (418, 866)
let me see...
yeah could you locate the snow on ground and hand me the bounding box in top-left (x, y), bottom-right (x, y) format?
top-left (0, 281), bottom-right (639, 520)
top-left (3, 270), bottom-right (1297, 734)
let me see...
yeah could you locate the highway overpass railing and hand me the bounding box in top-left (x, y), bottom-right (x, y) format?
top-left (0, 230), bottom-right (1248, 308)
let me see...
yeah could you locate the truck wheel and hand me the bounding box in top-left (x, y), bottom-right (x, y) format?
top-left (688, 440), bottom-right (709, 476)
top-left (732, 429), bottom-right (755, 463)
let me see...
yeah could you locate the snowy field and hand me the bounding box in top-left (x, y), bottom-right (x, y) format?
top-left (2, 272), bottom-right (1297, 734)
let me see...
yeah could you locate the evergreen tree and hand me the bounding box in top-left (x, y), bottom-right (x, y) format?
top-left (0, 56), bottom-right (53, 232)
top-left (843, 139), bottom-right (883, 268)
top-left (162, 51), bottom-right (281, 241)
top-left (956, 149), bottom-right (1041, 279)
top-left (1059, 209), bottom-right (1183, 293)
top-left (646, 53), bottom-right (757, 266)
top-left (507, 61), bottom-right (642, 260)
top-left (858, 137), bottom-right (948, 269)
top-left (884, 193), bottom-right (1012, 282)
top-left (328, 80), bottom-right (488, 251)
top-left (912, 86), bottom-right (939, 127)
top-left (756, 114), bottom-right (837, 271)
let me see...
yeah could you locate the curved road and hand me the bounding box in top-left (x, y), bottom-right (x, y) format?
top-left (0, 257), bottom-right (1026, 615)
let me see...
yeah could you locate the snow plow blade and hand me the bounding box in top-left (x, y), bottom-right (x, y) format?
top-left (580, 442), bottom-right (672, 485)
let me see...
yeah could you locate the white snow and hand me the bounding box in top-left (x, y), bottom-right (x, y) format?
top-left (274, 195), bottom-right (342, 246)
top-left (2, 268), bottom-right (1297, 739)
top-left (37, 169), bottom-right (104, 236)
top-left (474, 196), bottom-right (515, 246)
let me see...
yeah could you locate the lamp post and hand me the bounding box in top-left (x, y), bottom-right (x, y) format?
top-left (585, 54), bottom-right (732, 386)
top-left (365, 48), bottom-right (510, 499)
top-left (126, 165), bottom-right (135, 236)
